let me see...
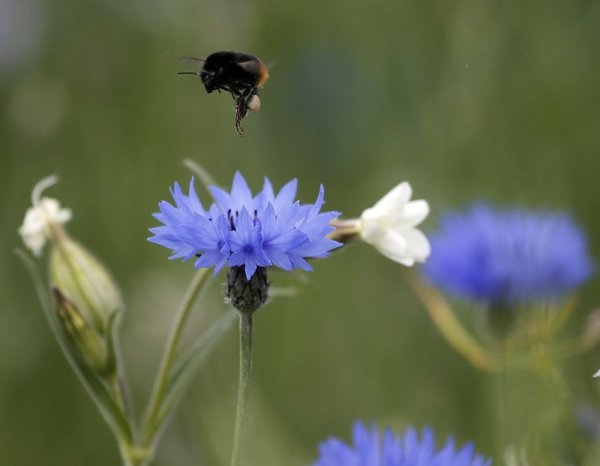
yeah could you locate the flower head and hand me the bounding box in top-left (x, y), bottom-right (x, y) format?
top-left (359, 182), bottom-right (430, 266)
top-left (330, 182), bottom-right (430, 266)
top-left (149, 172), bottom-right (341, 280)
top-left (313, 421), bottom-right (491, 466)
top-left (19, 175), bottom-right (72, 256)
top-left (423, 204), bottom-right (594, 307)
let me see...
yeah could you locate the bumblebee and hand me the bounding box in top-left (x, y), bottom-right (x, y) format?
top-left (178, 51), bottom-right (270, 135)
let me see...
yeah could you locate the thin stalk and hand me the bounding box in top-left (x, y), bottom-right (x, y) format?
top-left (183, 159), bottom-right (219, 190)
top-left (111, 374), bottom-right (133, 424)
top-left (530, 340), bottom-right (584, 462)
top-left (143, 268), bottom-right (210, 445)
top-left (405, 270), bottom-right (496, 371)
top-left (107, 313), bottom-right (135, 425)
top-left (230, 311), bottom-right (254, 466)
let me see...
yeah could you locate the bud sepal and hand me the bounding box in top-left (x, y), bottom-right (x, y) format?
top-left (53, 287), bottom-right (114, 376)
top-left (50, 234), bottom-right (122, 335)
top-left (226, 266), bottom-right (269, 315)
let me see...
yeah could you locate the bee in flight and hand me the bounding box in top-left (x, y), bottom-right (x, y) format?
top-left (178, 51), bottom-right (270, 135)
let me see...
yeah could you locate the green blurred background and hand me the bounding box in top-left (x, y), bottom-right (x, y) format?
top-left (2, 0), bottom-right (600, 464)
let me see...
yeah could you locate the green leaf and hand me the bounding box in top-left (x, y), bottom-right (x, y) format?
top-left (142, 268), bottom-right (212, 442)
top-left (156, 307), bottom-right (237, 430)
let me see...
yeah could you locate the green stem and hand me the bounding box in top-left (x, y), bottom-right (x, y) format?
top-left (531, 342), bottom-right (584, 462)
top-left (405, 270), bottom-right (496, 371)
top-left (111, 374), bottom-right (133, 425)
top-left (230, 311), bottom-right (254, 466)
top-left (120, 440), bottom-right (152, 466)
top-left (143, 268), bottom-right (210, 446)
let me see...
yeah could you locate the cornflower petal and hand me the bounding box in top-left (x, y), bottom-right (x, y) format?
top-left (230, 171), bottom-right (254, 210)
top-left (209, 186), bottom-right (233, 215)
top-left (209, 172), bottom-right (251, 215)
top-left (261, 204), bottom-right (307, 270)
top-left (252, 177), bottom-right (275, 212)
top-left (309, 184), bottom-right (326, 217)
top-left (291, 208), bottom-right (340, 258)
top-left (289, 255), bottom-right (313, 271)
top-left (169, 178), bottom-right (206, 215)
top-left (273, 178), bottom-right (298, 214)
top-left (313, 422), bottom-right (491, 466)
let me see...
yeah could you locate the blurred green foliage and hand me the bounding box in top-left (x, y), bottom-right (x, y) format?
top-left (2, 0), bottom-right (599, 464)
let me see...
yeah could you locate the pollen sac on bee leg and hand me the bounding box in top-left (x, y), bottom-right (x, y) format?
top-left (247, 94), bottom-right (261, 112)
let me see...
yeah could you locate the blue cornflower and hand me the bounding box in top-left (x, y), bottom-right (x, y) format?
top-left (149, 172), bottom-right (341, 280)
top-left (313, 421), bottom-right (491, 466)
top-left (423, 204), bottom-right (594, 307)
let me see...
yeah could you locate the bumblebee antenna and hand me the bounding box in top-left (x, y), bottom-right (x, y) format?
top-left (177, 71), bottom-right (201, 76)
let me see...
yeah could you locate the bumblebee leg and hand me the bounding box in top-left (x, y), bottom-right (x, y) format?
top-left (233, 88), bottom-right (258, 136)
top-left (234, 98), bottom-right (248, 136)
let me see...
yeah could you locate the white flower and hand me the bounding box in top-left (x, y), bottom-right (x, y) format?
top-left (594, 369), bottom-right (600, 378)
top-left (18, 175), bottom-right (71, 256)
top-left (357, 182), bottom-right (430, 266)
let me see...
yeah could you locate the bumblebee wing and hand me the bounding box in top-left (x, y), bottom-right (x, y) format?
top-left (176, 55), bottom-right (206, 64)
top-left (237, 58), bottom-right (261, 73)
top-left (172, 55), bottom-right (207, 77)
top-left (237, 58), bottom-right (270, 86)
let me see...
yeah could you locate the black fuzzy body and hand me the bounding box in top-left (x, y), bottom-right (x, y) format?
top-left (200, 51), bottom-right (264, 97)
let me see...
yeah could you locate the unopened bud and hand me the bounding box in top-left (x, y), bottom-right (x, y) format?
top-left (53, 288), bottom-right (114, 376)
top-left (50, 234), bottom-right (121, 335)
top-left (226, 266), bottom-right (269, 314)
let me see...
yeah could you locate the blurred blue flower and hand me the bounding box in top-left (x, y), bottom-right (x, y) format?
top-left (423, 204), bottom-right (594, 307)
top-left (149, 172), bottom-right (341, 279)
top-left (313, 421), bottom-right (491, 466)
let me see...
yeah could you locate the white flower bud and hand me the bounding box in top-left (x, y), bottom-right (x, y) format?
top-left (18, 175), bottom-right (71, 256)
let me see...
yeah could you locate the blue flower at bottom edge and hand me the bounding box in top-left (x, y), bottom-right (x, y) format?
top-left (313, 422), bottom-right (492, 466)
top-left (148, 172), bottom-right (341, 279)
top-left (422, 204), bottom-right (594, 308)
